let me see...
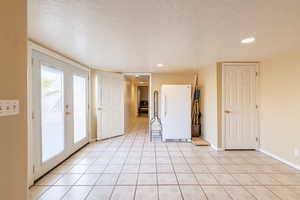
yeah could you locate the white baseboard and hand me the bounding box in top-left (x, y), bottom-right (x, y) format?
top-left (259, 149), bottom-right (300, 170)
top-left (201, 136), bottom-right (223, 151)
top-left (210, 143), bottom-right (217, 151)
top-left (210, 143), bottom-right (223, 151)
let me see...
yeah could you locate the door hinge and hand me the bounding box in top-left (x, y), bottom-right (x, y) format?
top-left (256, 72), bottom-right (259, 76)
top-left (32, 112), bottom-right (35, 119)
top-left (33, 165), bottom-right (35, 173)
top-left (256, 105), bottom-right (259, 109)
top-left (32, 58), bottom-right (34, 65)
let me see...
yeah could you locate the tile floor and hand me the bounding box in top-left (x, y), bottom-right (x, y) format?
top-left (29, 118), bottom-right (300, 200)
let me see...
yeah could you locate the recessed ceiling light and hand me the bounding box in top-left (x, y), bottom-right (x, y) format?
top-left (241, 37), bottom-right (255, 44)
top-left (157, 64), bottom-right (164, 67)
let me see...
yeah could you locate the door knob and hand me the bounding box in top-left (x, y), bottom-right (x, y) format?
top-left (65, 111), bottom-right (72, 115)
top-left (224, 110), bottom-right (232, 114)
top-left (97, 108), bottom-right (102, 111)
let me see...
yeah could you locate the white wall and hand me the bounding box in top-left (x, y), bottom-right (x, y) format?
top-left (260, 51), bottom-right (300, 167)
top-left (197, 65), bottom-right (218, 148)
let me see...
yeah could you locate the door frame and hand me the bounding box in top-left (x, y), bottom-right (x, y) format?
top-left (221, 62), bottom-right (260, 150)
top-left (123, 72), bottom-right (152, 134)
top-left (27, 40), bottom-right (91, 186)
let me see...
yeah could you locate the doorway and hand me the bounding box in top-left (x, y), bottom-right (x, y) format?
top-left (124, 74), bottom-right (151, 133)
top-left (137, 86), bottom-right (149, 117)
top-left (221, 63), bottom-right (259, 149)
top-left (31, 50), bottom-right (89, 180)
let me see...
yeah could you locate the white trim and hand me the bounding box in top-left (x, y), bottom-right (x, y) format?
top-left (88, 71), bottom-right (92, 143)
top-left (259, 149), bottom-right (300, 170)
top-left (28, 41), bottom-right (90, 72)
top-left (210, 143), bottom-right (218, 151)
top-left (210, 143), bottom-right (224, 151)
top-left (27, 44), bottom-right (34, 187)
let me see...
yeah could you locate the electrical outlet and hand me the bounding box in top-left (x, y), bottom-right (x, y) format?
top-left (0, 100), bottom-right (19, 117)
top-left (294, 148), bottom-right (299, 157)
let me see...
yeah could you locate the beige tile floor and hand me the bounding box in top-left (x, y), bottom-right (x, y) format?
top-left (29, 118), bottom-right (300, 200)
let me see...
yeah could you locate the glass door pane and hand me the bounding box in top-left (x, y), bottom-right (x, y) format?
top-left (41, 65), bottom-right (65, 162)
top-left (73, 75), bottom-right (87, 143)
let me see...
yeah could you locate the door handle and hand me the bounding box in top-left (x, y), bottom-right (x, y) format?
top-left (164, 96), bottom-right (167, 117)
top-left (97, 107), bottom-right (102, 111)
top-left (65, 111), bottom-right (72, 115)
top-left (224, 110), bottom-right (232, 114)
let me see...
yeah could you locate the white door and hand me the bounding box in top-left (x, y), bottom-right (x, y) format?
top-left (97, 72), bottom-right (124, 139)
top-left (161, 85), bottom-right (191, 141)
top-left (32, 50), bottom-right (89, 179)
top-left (222, 63), bottom-right (259, 149)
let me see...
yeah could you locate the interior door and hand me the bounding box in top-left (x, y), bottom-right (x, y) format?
top-left (32, 50), bottom-right (89, 179)
top-left (222, 63), bottom-right (259, 149)
top-left (97, 72), bottom-right (124, 139)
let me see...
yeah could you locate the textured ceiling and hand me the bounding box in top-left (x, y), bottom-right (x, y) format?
top-left (28, 0), bottom-right (300, 72)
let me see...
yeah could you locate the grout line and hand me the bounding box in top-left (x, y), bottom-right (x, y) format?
top-left (83, 140), bottom-right (117, 200)
top-left (107, 129), bottom-right (133, 200)
top-left (166, 142), bottom-right (184, 199)
top-left (178, 144), bottom-right (210, 200)
top-left (33, 118), bottom-right (300, 200)
top-left (154, 129), bottom-right (160, 200)
top-left (133, 121), bottom-right (146, 200)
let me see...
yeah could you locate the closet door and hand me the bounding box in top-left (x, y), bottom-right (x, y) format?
top-left (222, 63), bottom-right (259, 149)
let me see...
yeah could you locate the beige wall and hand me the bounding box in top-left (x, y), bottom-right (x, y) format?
top-left (197, 57), bottom-right (300, 168)
top-left (151, 72), bottom-right (195, 118)
top-left (124, 77), bottom-right (138, 132)
top-left (260, 51), bottom-right (300, 167)
top-left (138, 86), bottom-right (149, 101)
top-left (90, 69), bottom-right (98, 140)
top-left (0, 0), bottom-right (28, 199)
top-left (197, 65), bottom-right (218, 148)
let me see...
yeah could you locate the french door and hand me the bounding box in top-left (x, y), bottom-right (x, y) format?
top-left (222, 63), bottom-right (259, 149)
top-left (32, 50), bottom-right (89, 179)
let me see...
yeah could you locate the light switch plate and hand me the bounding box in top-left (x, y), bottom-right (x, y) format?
top-left (0, 100), bottom-right (19, 117)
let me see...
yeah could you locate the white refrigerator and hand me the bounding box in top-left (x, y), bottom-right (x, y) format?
top-left (161, 84), bottom-right (192, 141)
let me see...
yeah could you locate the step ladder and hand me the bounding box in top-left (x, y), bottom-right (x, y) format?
top-left (150, 90), bottom-right (162, 141)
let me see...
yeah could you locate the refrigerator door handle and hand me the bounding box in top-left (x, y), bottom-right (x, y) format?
top-left (164, 95), bottom-right (167, 117)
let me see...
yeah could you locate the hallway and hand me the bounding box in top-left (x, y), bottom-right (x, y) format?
top-left (29, 118), bottom-right (300, 200)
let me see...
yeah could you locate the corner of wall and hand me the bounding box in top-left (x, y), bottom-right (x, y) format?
top-left (216, 62), bottom-right (223, 148)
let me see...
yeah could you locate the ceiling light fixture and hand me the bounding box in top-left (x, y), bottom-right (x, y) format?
top-left (241, 37), bottom-right (255, 44)
top-left (157, 63), bottom-right (164, 67)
